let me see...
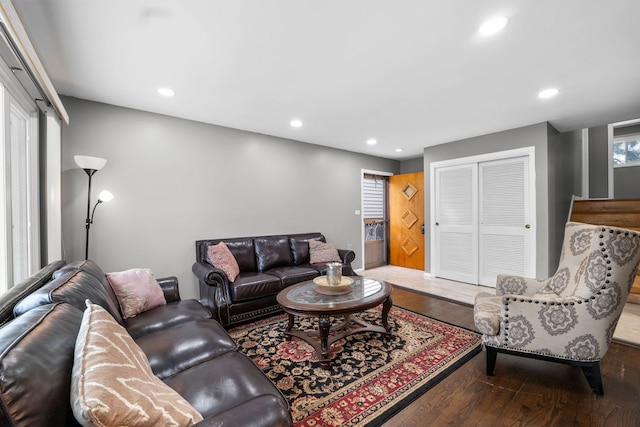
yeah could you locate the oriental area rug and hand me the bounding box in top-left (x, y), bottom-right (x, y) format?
top-left (228, 306), bottom-right (482, 426)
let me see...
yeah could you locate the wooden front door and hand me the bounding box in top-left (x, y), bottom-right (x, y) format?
top-left (389, 172), bottom-right (425, 270)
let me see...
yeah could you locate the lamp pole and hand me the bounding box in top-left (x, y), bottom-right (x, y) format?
top-left (83, 168), bottom-right (98, 260)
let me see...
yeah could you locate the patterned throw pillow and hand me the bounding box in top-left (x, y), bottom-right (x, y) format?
top-left (207, 241), bottom-right (240, 281)
top-left (106, 268), bottom-right (167, 319)
top-left (309, 240), bottom-right (341, 264)
top-left (71, 300), bottom-right (203, 427)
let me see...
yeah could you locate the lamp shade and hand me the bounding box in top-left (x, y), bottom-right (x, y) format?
top-left (74, 155), bottom-right (107, 171)
top-left (98, 190), bottom-right (114, 202)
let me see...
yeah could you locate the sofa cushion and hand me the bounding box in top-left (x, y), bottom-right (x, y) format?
top-left (106, 268), bottom-right (167, 319)
top-left (125, 299), bottom-right (212, 340)
top-left (289, 235), bottom-right (325, 265)
top-left (13, 270), bottom-right (123, 323)
top-left (135, 318), bottom-right (238, 379)
top-left (266, 266), bottom-right (319, 287)
top-left (162, 351), bottom-right (288, 421)
top-left (71, 300), bottom-right (203, 426)
top-left (255, 236), bottom-right (293, 272)
top-left (207, 241), bottom-right (240, 281)
top-left (473, 292), bottom-right (502, 336)
top-left (309, 239), bottom-right (341, 264)
top-left (0, 303), bottom-right (83, 427)
top-left (230, 272), bottom-right (281, 302)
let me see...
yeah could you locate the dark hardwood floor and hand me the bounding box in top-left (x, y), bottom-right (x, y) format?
top-left (383, 286), bottom-right (640, 427)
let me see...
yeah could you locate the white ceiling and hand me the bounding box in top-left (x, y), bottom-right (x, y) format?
top-left (13, 0), bottom-right (640, 160)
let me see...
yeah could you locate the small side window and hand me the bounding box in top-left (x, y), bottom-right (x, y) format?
top-left (613, 136), bottom-right (640, 167)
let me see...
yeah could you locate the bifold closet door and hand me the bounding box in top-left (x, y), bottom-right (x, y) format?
top-left (478, 156), bottom-right (532, 287)
top-left (433, 164), bottom-right (477, 284)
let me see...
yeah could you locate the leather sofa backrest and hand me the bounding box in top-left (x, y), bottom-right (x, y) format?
top-left (13, 270), bottom-right (124, 324)
top-left (289, 233), bottom-right (326, 265)
top-left (52, 259), bottom-right (124, 323)
top-left (255, 236), bottom-right (293, 272)
top-left (196, 232), bottom-right (326, 272)
top-left (0, 302), bottom-right (83, 426)
top-left (0, 260), bottom-right (66, 326)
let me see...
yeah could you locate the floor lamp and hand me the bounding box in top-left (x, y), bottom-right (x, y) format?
top-left (74, 155), bottom-right (113, 260)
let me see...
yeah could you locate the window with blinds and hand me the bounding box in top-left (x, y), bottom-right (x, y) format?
top-left (363, 174), bottom-right (388, 268)
top-left (363, 176), bottom-right (385, 219)
top-left (363, 175), bottom-right (386, 242)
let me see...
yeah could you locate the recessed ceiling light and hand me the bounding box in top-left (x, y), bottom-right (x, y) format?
top-left (395, 148), bottom-right (403, 153)
top-left (538, 88), bottom-right (559, 99)
top-left (479, 16), bottom-right (509, 36)
top-left (290, 119), bottom-right (302, 128)
top-left (157, 87), bottom-right (175, 97)
top-left (366, 139), bottom-right (377, 146)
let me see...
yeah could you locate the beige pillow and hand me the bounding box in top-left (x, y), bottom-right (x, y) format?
top-left (207, 241), bottom-right (240, 281)
top-left (71, 300), bottom-right (203, 427)
top-left (106, 268), bottom-right (167, 319)
top-left (309, 240), bottom-right (341, 264)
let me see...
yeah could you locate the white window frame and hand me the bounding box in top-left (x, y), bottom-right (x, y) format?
top-left (0, 63), bottom-right (40, 292)
top-left (608, 118), bottom-right (640, 198)
top-left (612, 133), bottom-right (640, 168)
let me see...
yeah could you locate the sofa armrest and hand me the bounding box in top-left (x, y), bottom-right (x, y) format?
top-left (338, 248), bottom-right (355, 265)
top-left (192, 261), bottom-right (227, 288)
top-left (498, 293), bottom-right (611, 359)
top-left (195, 394), bottom-right (292, 427)
top-left (156, 276), bottom-right (180, 303)
top-left (337, 249), bottom-right (357, 276)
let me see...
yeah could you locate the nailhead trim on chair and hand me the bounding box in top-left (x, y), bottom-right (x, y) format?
top-left (480, 224), bottom-right (640, 395)
top-left (500, 225), bottom-right (640, 356)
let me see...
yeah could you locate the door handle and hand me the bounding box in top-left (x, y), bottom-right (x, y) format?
top-left (421, 224), bottom-right (425, 234)
top-left (435, 222), bottom-right (439, 226)
top-left (525, 224), bottom-right (531, 229)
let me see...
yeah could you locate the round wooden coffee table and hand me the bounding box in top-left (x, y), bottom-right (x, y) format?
top-left (276, 276), bottom-right (393, 369)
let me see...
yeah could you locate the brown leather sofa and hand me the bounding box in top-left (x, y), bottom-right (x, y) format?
top-left (193, 232), bottom-right (356, 327)
top-left (0, 260), bottom-right (292, 426)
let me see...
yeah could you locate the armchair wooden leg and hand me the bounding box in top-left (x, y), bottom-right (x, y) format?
top-left (581, 363), bottom-right (604, 395)
top-left (486, 346), bottom-right (497, 376)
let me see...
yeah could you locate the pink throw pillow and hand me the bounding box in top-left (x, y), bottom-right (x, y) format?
top-left (106, 268), bottom-right (167, 319)
top-left (207, 241), bottom-right (240, 281)
top-left (309, 240), bottom-right (342, 264)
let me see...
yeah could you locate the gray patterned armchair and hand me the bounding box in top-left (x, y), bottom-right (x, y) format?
top-left (474, 222), bottom-right (640, 394)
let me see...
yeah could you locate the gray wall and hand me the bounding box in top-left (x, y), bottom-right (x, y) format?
top-left (399, 157), bottom-right (424, 173)
top-left (547, 124), bottom-right (580, 270)
top-left (560, 129), bottom-right (585, 198)
top-left (615, 166), bottom-right (640, 198)
top-left (61, 97), bottom-right (400, 299)
top-left (423, 122), bottom-right (553, 279)
top-left (588, 125), bottom-right (609, 198)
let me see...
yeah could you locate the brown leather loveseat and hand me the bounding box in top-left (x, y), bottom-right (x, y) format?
top-left (0, 260), bottom-right (292, 426)
top-left (192, 232), bottom-right (356, 327)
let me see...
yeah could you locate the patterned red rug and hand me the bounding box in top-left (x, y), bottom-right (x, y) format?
top-left (228, 306), bottom-right (481, 426)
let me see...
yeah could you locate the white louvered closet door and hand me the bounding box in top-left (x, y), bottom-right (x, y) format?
top-left (479, 156), bottom-right (532, 287)
top-left (434, 164), bottom-right (478, 283)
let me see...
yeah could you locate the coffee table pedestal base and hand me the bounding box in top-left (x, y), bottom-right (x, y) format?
top-left (284, 298), bottom-right (392, 370)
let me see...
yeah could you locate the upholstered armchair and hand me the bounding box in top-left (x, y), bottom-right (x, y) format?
top-left (474, 222), bottom-right (640, 394)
